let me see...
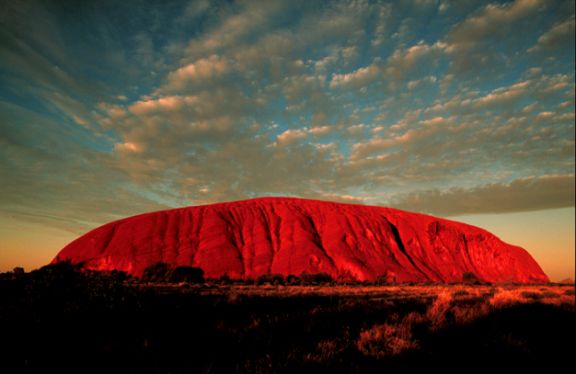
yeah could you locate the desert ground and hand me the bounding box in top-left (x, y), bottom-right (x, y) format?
top-left (1, 265), bottom-right (574, 373)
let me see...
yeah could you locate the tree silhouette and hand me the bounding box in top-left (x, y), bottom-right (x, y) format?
top-left (142, 262), bottom-right (171, 282)
top-left (170, 266), bottom-right (204, 283)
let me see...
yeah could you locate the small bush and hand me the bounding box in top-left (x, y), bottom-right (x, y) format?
top-left (374, 275), bottom-right (389, 286)
top-left (374, 271), bottom-right (397, 285)
top-left (218, 274), bottom-right (232, 284)
top-left (0, 267), bottom-right (27, 281)
top-left (336, 270), bottom-right (358, 284)
top-left (425, 290), bottom-right (455, 330)
top-left (142, 262), bottom-right (171, 282)
top-left (357, 321), bottom-right (418, 358)
top-left (256, 273), bottom-right (284, 285)
top-left (305, 339), bottom-right (344, 363)
top-left (462, 272), bottom-right (480, 284)
top-left (521, 291), bottom-right (543, 300)
top-left (451, 303), bottom-right (491, 325)
top-left (170, 266), bottom-right (204, 283)
top-left (286, 274), bottom-right (301, 285)
top-left (453, 289), bottom-right (470, 297)
top-left (300, 272), bottom-right (334, 284)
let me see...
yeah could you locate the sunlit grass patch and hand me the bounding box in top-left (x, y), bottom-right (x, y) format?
top-left (357, 320), bottom-right (418, 357)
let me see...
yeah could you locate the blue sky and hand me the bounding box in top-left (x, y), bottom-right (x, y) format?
top-left (0, 0), bottom-right (574, 277)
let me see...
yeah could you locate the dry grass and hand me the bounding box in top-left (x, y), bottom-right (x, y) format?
top-left (357, 321), bottom-right (418, 357)
top-left (172, 282), bottom-right (574, 305)
top-left (153, 282), bottom-right (574, 360)
top-left (352, 284), bottom-right (573, 359)
top-left (304, 339), bottom-right (345, 363)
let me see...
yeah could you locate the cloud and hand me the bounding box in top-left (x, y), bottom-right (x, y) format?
top-left (330, 64), bottom-right (380, 88)
top-left (350, 115), bottom-right (458, 160)
top-left (127, 95), bottom-right (198, 116)
top-left (276, 126), bottom-right (334, 146)
top-left (442, 0), bottom-right (545, 74)
top-left (383, 42), bottom-right (444, 84)
top-left (1, 0), bottom-right (574, 244)
top-left (341, 46), bottom-right (358, 62)
top-left (308, 125), bottom-right (333, 136)
top-left (0, 101), bottom-right (169, 235)
top-left (528, 15), bottom-right (576, 52)
top-left (407, 75), bottom-right (437, 90)
top-left (445, 0), bottom-right (543, 50)
top-left (165, 55), bottom-right (229, 91)
top-left (389, 174), bottom-right (576, 216)
top-left (347, 124), bottom-right (368, 135)
top-left (345, 70), bottom-right (574, 188)
top-left (425, 73), bottom-right (573, 114)
top-left (183, 1), bottom-right (296, 57)
top-left (276, 129), bottom-right (308, 145)
top-left (469, 81), bottom-right (531, 108)
top-left (115, 142), bottom-right (143, 153)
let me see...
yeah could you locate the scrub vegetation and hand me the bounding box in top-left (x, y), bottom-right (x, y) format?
top-left (1, 262), bottom-right (573, 373)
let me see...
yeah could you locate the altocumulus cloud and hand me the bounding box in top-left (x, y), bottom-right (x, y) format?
top-left (0, 0), bottom-right (574, 232)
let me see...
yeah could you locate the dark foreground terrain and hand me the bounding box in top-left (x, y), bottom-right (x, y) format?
top-left (1, 263), bottom-right (574, 373)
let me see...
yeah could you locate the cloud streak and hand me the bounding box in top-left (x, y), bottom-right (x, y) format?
top-left (389, 174), bottom-right (576, 216)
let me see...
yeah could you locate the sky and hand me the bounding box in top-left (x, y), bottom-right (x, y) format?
top-left (0, 0), bottom-right (574, 280)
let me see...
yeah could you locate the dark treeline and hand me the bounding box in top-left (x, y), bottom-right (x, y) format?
top-left (0, 262), bottom-right (336, 285)
top-left (139, 261), bottom-right (340, 285)
top-left (0, 261), bottom-right (489, 286)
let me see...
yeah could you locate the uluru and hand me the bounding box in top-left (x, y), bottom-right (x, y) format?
top-left (52, 197), bottom-right (548, 283)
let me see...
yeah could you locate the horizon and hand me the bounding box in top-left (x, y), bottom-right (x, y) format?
top-left (0, 0), bottom-right (574, 281)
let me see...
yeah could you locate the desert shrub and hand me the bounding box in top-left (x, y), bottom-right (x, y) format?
top-left (0, 267), bottom-right (27, 281)
top-left (521, 291), bottom-right (543, 300)
top-left (304, 339), bottom-right (344, 363)
top-left (374, 274), bottom-right (389, 286)
top-left (23, 261), bottom-right (84, 302)
top-left (255, 274), bottom-right (268, 285)
top-left (453, 289), bottom-right (470, 297)
top-left (482, 288), bottom-right (497, 299)
top-left (17, 261), bottom-right (132, 310)
top-left (170, 266), bottom-right (204, 283)
top-left (286, 274), bottom-right (301, 285)
top-left (428, 291), bottom-right (453, 313)
top-left (462, 272), bottom-right (479, 284)
top-left (451, 302), bottom-right (491, 325)
top-left (374, 271), bottom-right (397, 285)
top-left (256, 273), bottom-right (284, 285)
top-left (92, 269), bottom-right (130, 284)
top-left (314, 339), bottom-right (340, 360)
top-left (27, 261), bottom-right (85, 292)
top-left (426, 290), bottom-right (453, 330)
top-left (300, 272), bottom-right (334, 284)
top-left (564, 289), bottom-right (575, 295)
top-left (540, 291), bottom-right (560, 299)
top-left (218, 274), bottom-right (232, 284)
top-left (357, 320), bottom-right (418, 358)
top-left (336, 270), bottom-right (358, 284)
top-left (141, 262), bottom-right (172, 282)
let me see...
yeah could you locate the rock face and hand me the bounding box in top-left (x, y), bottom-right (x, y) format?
top-left (52, 197), bottom-right (549, 283)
